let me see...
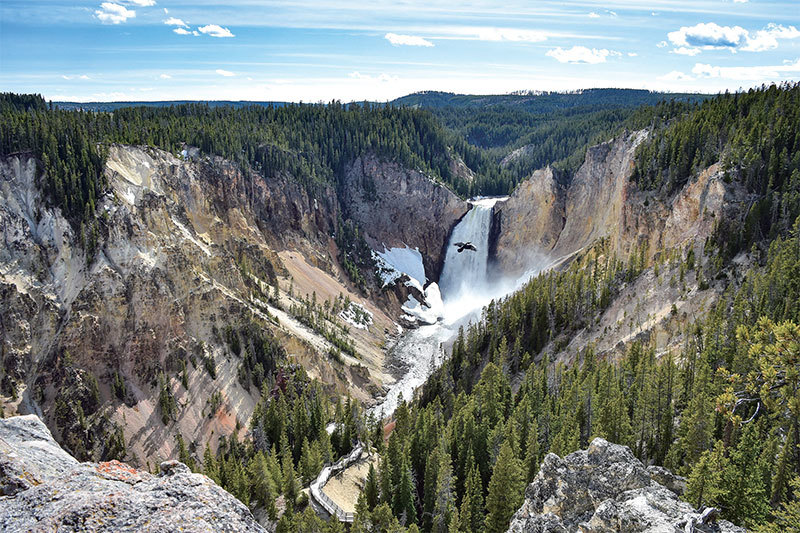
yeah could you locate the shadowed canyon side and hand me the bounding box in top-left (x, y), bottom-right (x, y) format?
top-left (340, 153), bottom-right (468, 278)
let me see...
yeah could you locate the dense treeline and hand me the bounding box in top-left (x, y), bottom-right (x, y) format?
top-left (427, 97), bottom-right (696, 195)
top-left (196, 365), bottom-right (372, 526)
top-left (0, 93), bottom-right (108, 256)
top-left (392, 88), bottom-right (704, 113)
top-left (634, 83), bottom-right (800, 257)
top-left (0, 91), bottom-right (706, 247)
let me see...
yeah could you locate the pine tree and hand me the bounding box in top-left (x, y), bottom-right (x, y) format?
top-left (770, 432), bottom-right (794, 506)
top-left (203, 442), bottom-right (218, 484)
top-left (484, 439), bottom-right (524, 533)
top-left (464, 464), bottom-right (484, 533)
top-left (754, 476), bottom-right (800, 533)
top-left (249, 451), bottom-right (277, 519)
top-left (422, 447), bottom-right (440, 533)
top-left (721, 423), bottom-right (770, 527)
top-left (393, 459), bottom-right (417, 526)
top-left (364, 462), bottom-right (380, 510)
top-left (282, 450), bottom-right (298, 510)
top-left (686, 442), bottom-right (728, 509)
top-left (448, 507), bottom-right (460, 533)
top-left (524, 418), bottom-right (540, 483)
top-left (432, 448), bottom-right (455, 533)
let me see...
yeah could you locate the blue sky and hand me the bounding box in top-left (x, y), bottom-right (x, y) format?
top-left (1, 0), bottom-right (800, 102)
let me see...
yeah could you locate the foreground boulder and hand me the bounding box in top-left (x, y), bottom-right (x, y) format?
top-left (507, 438), bottom-right (744, 533)
top-left (0, 415), bottom-right (267, 532)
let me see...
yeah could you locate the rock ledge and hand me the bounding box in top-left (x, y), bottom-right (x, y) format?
top-left (507, 438), bottom-right (744, 533)
top-left (0, 415), bottom-right (267, 532)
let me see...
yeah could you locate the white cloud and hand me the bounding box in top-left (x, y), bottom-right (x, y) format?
top-left (667, 22), bottom-right (800, 55)
top-left (588, 12), bottom-right (600, 18)
top-left (546, 46), bottom-right (616, 64)
top-left (163, 7), bottom-right (168, 14)
top-left (126, 0), bottom-right (155, 5)
top-left (744, 24), bottom-right (800, 52)
top-left (692, 59), bottom-right (800, 80)
top-left (164, 17), bottom-right (187, 27)
top-left (733, 0), bottom-right (748, 3)
top-left (159, 74), bottom-right (172, 79)
top-left (628, 52), bottom-right (638, 57)
top-left (672, 46), bottom-right (701, 56)
top-left (173, 28), bottom-right (192, 35)
top-left (198, 24), bottom-right (235, 38)
top-left (668, 22), bottom-right (748, 49)
top-left (657, 41), bottom-right (668, 48)
top-left (216, 69), bottom-right (236, 77)
top-left (95, 2), bottom-right (135, 24)
top-left (606, 10), bottom-right (618, 18)
top-left (385, 33), bottom-right (434, 47)
top-left (658, 70), bottom-right (693, 81)
top-left (61, 74), bottom-right (91, 80)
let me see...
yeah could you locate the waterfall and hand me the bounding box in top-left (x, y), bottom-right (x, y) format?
top-left (438, 202), bottom-right (494, 303)
top-left (371, 196), bottom-right (508, 416)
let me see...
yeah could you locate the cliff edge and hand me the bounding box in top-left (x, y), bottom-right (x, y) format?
top-left (0, 414), bottom-right (268, 532)
top-left (507, 438), bottom-right (744, 533)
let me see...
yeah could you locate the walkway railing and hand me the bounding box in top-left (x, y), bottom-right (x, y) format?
top-left (309, 442), bottom-right (364, 523)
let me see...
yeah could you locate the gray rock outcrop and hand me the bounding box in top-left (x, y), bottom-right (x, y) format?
top-left (0, 415), bottom-right (268, 532)
top-left (506, 438), bottom-right (744, 533)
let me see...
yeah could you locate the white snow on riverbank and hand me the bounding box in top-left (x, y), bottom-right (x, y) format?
top-left (374, 246), bottom-right (426, 288)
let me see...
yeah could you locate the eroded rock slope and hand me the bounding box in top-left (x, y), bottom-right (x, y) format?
top-left (0, 145), bottom-right (464, 467)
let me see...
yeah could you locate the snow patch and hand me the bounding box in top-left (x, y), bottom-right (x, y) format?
top-left (374, 245), bottom-right (426, 288)
top-left (120, 187), bottom-right (136, 205)
top-left (339, 302), bottom-right (373, 330)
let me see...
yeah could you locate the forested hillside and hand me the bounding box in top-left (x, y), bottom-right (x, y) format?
top-left (0, 94), bottom-right (469, 256)
top-left (338, 83), bottom-right (800, 533)
top-left (389, 89), bottom-right (706, 194)
top-left (391, 88), bottom-right (704, 112)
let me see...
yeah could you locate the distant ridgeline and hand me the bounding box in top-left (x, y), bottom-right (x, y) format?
top-left (396, 89), bottom-right (709, 184)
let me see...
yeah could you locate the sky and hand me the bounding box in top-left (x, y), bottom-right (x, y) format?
top-left (1, 0), bottom-right (800, 102)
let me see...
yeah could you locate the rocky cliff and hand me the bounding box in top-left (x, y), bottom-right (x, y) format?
top-left (507, 438), bottom-right (744, 533)
top-left (493, 130), bottom-right (754, 363)
top-left (495, 130), bottom-right (751, 276)
top-left (493, 166), bottom-right (566, 276)
top-left (0, 145), bottom-right (464, 467)
top-left (0, 414), bottom-right (268, 532)
top-left (341, 153), bottom-right (468, 279)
